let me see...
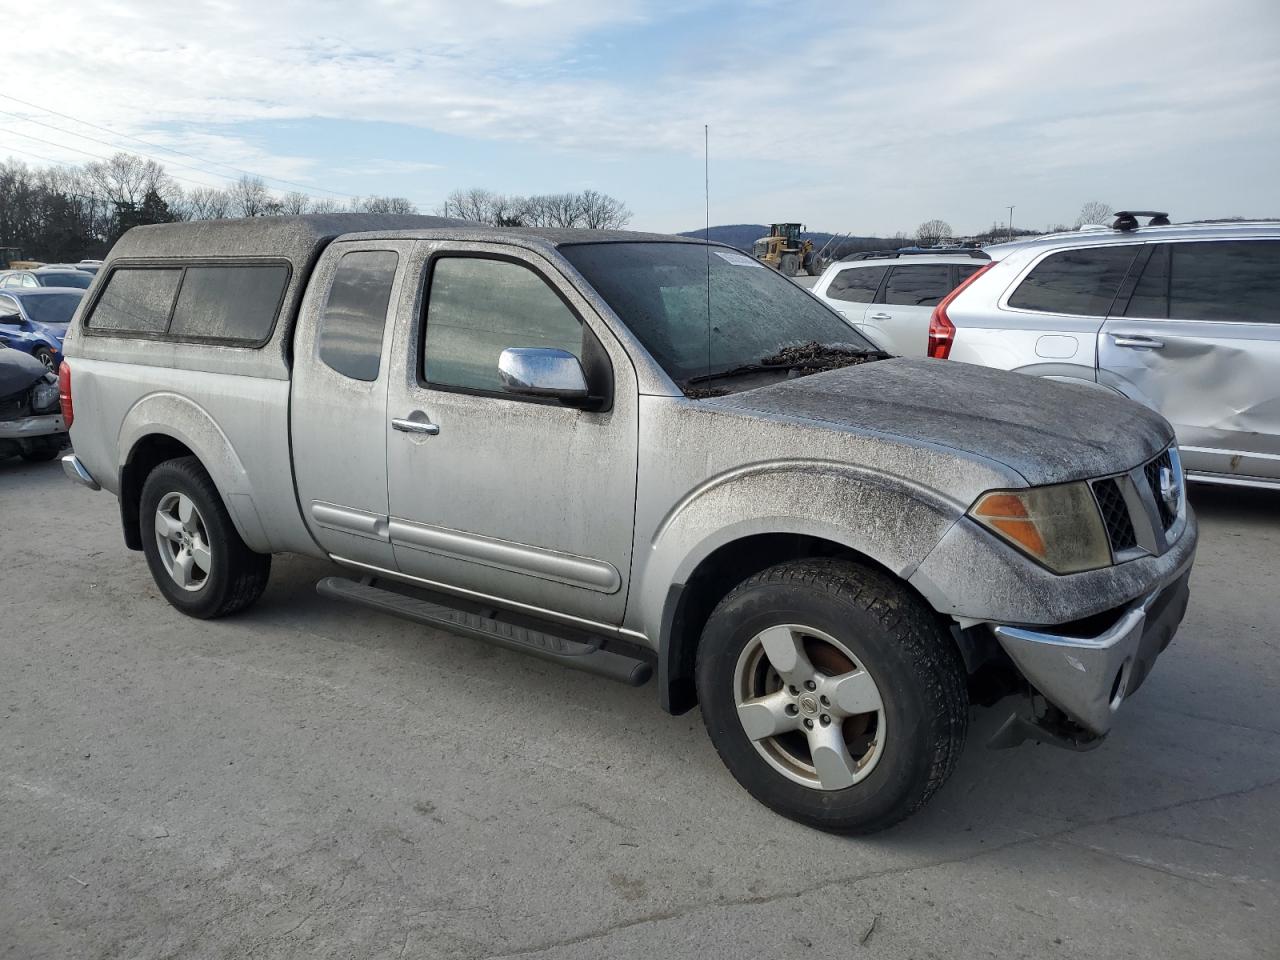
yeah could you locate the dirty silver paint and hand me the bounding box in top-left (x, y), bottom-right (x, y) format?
top-left (63, 215), bottom-right (1201, 738)
top-left (948, 223), bottom-right (1280, 488)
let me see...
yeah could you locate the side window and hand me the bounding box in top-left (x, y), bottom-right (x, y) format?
top-left (0, 294), bottom-right (18, 317)
top-left (23, 274), bottom-right (38, 288)
top-left (1167, 241), bottom-right (1278, 323)
top-left (87, 268), bottom-right (182, 333)
top-left (169, 264), bottom-right (289, 342)
top-left (1008, 246), bottom-right (1139, 316)
top-left (882, 265), bottom-right (953, 307)
top-left (826, 266), bottom-right (886, 304)
top-left (422, 257), bottom-right (583, 394)
top-left (955, 263), bottom-right (984, 284)
top-left (1125, 245), bottom-right (1170, 318)
top-left (317, 250), bottom-right (399, 382)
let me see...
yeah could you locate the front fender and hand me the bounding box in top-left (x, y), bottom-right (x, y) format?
top-left (118, 392), bottom-right (270, 552)
top-left (629, 461), bottom-right (965, 642)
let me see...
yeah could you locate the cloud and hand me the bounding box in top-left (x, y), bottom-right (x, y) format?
top-left (7, 0), bottom-right (1279, 229)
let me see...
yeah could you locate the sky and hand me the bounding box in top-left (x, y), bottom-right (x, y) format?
top-left (5, 0), bottom-right (1280, 234)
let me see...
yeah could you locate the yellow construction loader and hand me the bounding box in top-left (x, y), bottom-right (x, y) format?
top-left (751, 223), bottom-right (819, 276)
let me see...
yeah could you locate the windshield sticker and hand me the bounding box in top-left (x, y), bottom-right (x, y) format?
top-left (714, 250), bottom-right (764, 267)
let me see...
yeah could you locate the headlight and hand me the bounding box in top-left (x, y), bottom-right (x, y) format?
top-left (969, 481), bottom-right (1111, 574)
top-left (30, 381), bottom-right (60, 412)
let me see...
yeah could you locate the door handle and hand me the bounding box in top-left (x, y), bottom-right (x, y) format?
top-left (868, 312), bottom-right (892, 320)
top-left (1111, 334), bottom-right (1165, 349)
top-left (392, 417), bottom-right (440, 436)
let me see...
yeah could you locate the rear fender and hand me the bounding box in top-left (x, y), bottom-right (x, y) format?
top-left (118, 392), bottom-right (270, 552)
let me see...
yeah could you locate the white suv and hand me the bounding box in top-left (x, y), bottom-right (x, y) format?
top-left (810, 251), bottom-right (990, 357)
top-left (934, 214), bottom-right (1280, 489)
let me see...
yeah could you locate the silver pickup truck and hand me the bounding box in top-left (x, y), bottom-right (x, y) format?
top-left (60, 215), bottom-right (1197, 833)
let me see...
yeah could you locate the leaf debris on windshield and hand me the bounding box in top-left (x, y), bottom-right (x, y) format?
top-left (759, 341), bottom-right (882, 373)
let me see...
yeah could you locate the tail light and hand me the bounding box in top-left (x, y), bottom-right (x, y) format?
top-left (58, 360), bottom-right (73, 428)
top-left (927, 262), bottom-right (994, 359)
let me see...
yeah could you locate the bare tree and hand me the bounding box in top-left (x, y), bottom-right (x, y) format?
top-left (184, 186), bottom-right (232, 220)
top-left (83, 152), bottom-right (172, 208)
top-left (578, 189), bottom-right (631, 230)
top-left (280, 191), bottom-right (311, 215)
top-left (916, 219), bottom-right (952, 246)
top-left (1074, 201), bottom-right (1113, 228)
top-left (228, 175), bottom-right (271, 217)
top-left (309, 197), bottom-right (342, 214)
top-left (353, 195), bottom-right (418, 215)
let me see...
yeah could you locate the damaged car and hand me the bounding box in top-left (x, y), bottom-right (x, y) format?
top-left (0, 342), bottom-right (66, 462)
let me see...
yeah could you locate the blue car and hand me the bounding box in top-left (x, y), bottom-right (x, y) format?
top-left (0, 287), bottom-right (85, 371)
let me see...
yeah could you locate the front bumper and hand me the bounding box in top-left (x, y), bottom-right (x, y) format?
top-left (0, 413), bottom-right (65, 439)
top-left (992, 561), bottom-right (1192, 737)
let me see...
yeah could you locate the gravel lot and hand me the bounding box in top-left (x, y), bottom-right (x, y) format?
top-left (2, 455), bottom-right (1277, 959)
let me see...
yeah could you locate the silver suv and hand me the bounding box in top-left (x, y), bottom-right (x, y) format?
top-left (936, 214), bottom-right (1280, 488)
top-left (810, 250), bottom-right (989, 357)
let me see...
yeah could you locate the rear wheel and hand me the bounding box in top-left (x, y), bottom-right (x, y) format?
top-left (139, 456), bottom-right (271, 619)
top-left (778, 252), bottom-right (800, 276)
top-left (33, 346), bottom-right (56, 371)
top-left (695, 559), bottom-right (968, 834)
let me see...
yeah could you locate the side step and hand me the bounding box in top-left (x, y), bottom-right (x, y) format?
top-left (316, 576), bottom-right (653, 686)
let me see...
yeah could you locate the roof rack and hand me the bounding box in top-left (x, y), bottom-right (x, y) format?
top-left (842, 248), bottom-right (990, 262)
top-left (1112, 210), bottom-right (1171, 231)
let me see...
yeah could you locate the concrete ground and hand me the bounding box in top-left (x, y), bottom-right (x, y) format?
top-left (2, 456), bottom-right (1277, 960)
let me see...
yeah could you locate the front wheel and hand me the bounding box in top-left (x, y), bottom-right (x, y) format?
top-left (33, 346), bottom-right (56, 371)
top-left (696, 559), bottom-right (968, 834)
top-left (139, 456), bottom-right (271, 619)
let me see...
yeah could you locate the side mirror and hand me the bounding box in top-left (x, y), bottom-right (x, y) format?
top-left (498, 347), bottom-right (589, 402)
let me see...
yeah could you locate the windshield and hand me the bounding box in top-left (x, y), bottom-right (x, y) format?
top-left (36, 272), bottom-right (92, 289)
top-left (24, 293), bottom-right (82, 325)
top-left (560, 241), bottom-right (877, 384)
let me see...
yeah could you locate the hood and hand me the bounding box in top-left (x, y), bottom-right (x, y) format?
top-left (0, 346), bottom-right (49, 398)
top-left (704, 358), bottom-right (1173, 485)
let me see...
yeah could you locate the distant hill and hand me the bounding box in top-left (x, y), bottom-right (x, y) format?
top-left (678, 224), bottom-right (901, 258)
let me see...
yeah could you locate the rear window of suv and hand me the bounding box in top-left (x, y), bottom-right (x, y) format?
top-left (86, 262), bottom-right (289, 344)
top-left (1008, 246), bottom-right (1140, 316)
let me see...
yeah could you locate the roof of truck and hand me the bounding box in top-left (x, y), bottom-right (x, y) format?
top-left (107, 215), bottom-right (710, 266)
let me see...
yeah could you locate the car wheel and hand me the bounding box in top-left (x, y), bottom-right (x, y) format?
top-left (33, 346), bottom-right (56, 371)
top-left (139, 456), bottom-right (271, 619)
top-left (695, 558), bottom-right (968, 834)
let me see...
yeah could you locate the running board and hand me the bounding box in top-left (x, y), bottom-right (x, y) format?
top-left (316, 576), bottom-right (652, 686)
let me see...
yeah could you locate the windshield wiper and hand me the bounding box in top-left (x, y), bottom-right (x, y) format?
top-left (684, 341), bottom-right (887, 385)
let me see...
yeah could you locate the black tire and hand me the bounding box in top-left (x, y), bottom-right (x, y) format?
top-left (20, 443), bottom-right (61, 462)
top-left (778, 252), bottom-right (800, 277)
top-left (695, 559), bottom-right (968, 834)
top-left (33, 346), bottom-right (56, 371)
top-left (139, 456), bottom-right (271, 619)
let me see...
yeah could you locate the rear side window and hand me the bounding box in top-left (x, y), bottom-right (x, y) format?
top-left (1008, 246), bottom-right (1139, 316)
top-left (169, 264), bottom-right (288, 342)
top-left (826, 266), bottom-right (886, 303)
top-left (882, 265), bottom-right (953, 307)
top-left (1128, 240), bottom-right (1278, 323)
top-left (423, 257), bottom-right (583, 393)
top-left (956, 263), bottom-right (984, 284)
top-left (87, 268), bottom-right (182, 333)
top-left (317, 251), bottom-right (399, 382)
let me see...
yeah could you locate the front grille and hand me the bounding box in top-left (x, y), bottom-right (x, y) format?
top-left (1093, 477), bottom-right (1137, 553)
top-left (1144, 449), bottom-right (1177, 529)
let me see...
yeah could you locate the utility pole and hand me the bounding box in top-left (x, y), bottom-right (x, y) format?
top-left (1007, 205), bottom-right (1015, 242)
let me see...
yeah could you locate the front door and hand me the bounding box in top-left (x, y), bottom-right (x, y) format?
top-left (385, 242), bottom-right (639, 626)
top-left (291, 239), bottom-right (415, 566)
top-left (1099, 239), bottom-right (1280, 481)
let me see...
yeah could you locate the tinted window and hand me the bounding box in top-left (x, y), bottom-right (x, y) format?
top-left (1171, 241), bottom-right (1275, 323)
top-left (1009, 246), bottom-right (1139, 316)
top-left (424, 258), bottom-right (582, 392)
top-left (826, 266), bottom-right (886, 304)
top-left (36, 272), bottom-right (92, 289)
top-left (168, 264), bottom-right (288, 342)
top-left (23, 293), bottom-right (82, 325)
top-left (317, 251), bottom-right (399, 382)
top-left (882, 265), bottom-right (953, 307)
top-left (88, 268), bottom-right (182, 333)
top-left (1125, 245), bottom-right (1170, 319)
top-left (956, 263), bottom-right (984, 284)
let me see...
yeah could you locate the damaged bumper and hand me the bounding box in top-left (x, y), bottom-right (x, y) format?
top-left (992, 560), bottom-right (1193, 740)
top-left (0, 413), bottom-right (64, 439)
